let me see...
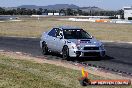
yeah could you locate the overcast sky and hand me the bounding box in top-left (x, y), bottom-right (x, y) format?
top-left (0, 0), bottom-right (132, 10)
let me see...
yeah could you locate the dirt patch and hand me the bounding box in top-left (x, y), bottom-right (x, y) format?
top-left (0, 50), bottom-right (132, 82)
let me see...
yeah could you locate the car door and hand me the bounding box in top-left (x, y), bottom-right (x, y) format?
top-left (47, 28), bottom-right (56, 51)
top-left (54, 28), bottom-right (65, 53)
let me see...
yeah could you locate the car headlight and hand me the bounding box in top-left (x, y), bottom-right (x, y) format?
top-left (71, 45), bottom-right (81, 50)
top-left (76, 44), bottom-right (81, 50)
top-left (71, 44), bottom-right (81, 50)
top-left (100, 44), bottom-right (105, 50)
top-left (72, 46), bottom-right (75, 49)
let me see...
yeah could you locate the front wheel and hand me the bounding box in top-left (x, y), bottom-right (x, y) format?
top-left (98, 51), bottom-right (106, 59)
top-left (62, 46), bottom-right (70, 60)
top-left (100, 51), bottom-right (106, 58)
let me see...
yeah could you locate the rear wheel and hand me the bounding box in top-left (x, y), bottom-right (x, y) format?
top-left (62, 46), bottom-right (70, 60)
top-left (42, 42), bottom-right (49, 55)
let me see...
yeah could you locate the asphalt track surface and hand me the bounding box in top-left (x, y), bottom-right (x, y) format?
top-left (0, 37), bottom-right (132, 75)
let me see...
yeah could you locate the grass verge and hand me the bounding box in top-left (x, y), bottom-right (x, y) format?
top-left (0, 54), bottom-right (131, 88)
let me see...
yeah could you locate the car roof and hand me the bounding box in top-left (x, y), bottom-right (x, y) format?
top-left (58, 26), bottom-right (82, 30)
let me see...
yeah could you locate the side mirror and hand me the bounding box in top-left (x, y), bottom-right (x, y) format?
top-left (57, 36), bottom-right (63, 39)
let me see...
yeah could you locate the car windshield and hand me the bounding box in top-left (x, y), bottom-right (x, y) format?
top-left (63, 29), bottom-right (92, 39)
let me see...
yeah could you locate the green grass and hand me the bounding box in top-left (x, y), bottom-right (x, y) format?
top-left (0, 17), bottom-right (132, 42)
top-left (0, 54), bottom-right (131, 88)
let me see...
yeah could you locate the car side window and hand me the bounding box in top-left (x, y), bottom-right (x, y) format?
top-left (48, 29), bottom-right (56, 37)
top-left (56, 29), bottom-right (63, 37)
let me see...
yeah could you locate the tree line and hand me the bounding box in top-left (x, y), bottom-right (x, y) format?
top-left (0, 7), bottom-right (124, 17)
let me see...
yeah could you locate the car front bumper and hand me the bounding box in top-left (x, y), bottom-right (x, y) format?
top-left (69, 49), bottom-right (106, 57)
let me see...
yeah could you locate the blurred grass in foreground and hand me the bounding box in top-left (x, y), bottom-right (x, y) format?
top-left (0, 54), bottom-right (131, 88)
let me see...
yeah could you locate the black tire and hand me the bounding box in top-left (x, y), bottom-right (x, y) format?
top-left (42, 42), bottom-right (49, 55)
top-left (62, 46), bottom-right (70, 60)
top-left (98, 51), bottom-right (106, 59)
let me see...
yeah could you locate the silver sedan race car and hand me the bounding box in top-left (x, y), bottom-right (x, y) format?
top-left (40, 26), bottom-right (106, 60)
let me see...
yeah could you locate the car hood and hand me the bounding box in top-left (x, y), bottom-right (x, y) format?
top-left (67, 38), bottom-right (101, 47)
